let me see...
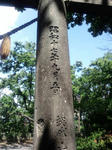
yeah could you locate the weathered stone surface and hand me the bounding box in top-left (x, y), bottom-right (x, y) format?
top-left (33, 0), bottom-right (76, 150)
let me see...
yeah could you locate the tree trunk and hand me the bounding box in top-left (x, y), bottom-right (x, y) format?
top-left (34, 0), bottom-right (76, 150)
top-left (77, 96), bottom-right (81, 133)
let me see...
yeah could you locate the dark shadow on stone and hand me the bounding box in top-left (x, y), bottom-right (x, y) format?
top-left (54, 0), bottom-right (66, 17)
top-left (37, 0), bottom-right (51, 60)
top-left (38, 125), bottom-right (57, 150)
top-left (38, 1), bottom-right (51, 34)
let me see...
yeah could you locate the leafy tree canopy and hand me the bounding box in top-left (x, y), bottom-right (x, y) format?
top-left (67, 13), bottom-right (112, 37)
top-left (72, 52), bottom-right (112, 149)
top-left (0, 41), bottom-right (36, 142)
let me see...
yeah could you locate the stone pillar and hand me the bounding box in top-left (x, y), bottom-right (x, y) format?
top-left (34, 0), bottom-right (76, 149)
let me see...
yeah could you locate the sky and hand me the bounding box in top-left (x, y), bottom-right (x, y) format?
top-left (0, 6), bottom-right (112, 68)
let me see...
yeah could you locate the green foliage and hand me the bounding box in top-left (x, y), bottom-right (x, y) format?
top-left (0, 40), bottom-right (112, 148)
top-left (71, 52), bottom-right (112, 149)
top-left (67, 12), bottom-right (112, 37)
top-left (0, 42), bottom-right (36, 142)
top-left (76, 130), bottom-right (112, 150)
top-left (0, 95), bottom-right (31, 142)
top-left (80, 53), bottom-right (112, 134)
top-left (76, 130), bottom-right (107, 150)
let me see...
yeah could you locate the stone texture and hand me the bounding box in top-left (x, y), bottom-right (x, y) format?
top-left (33, 0), bottom-right (76, 150)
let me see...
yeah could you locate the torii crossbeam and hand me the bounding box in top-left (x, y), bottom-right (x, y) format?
top-left (1, 0), bottom-right (112, 15)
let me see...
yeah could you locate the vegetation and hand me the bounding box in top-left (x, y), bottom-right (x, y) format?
top-left (0, 41), bottom-right (112, 149)
top-left (0, 42), bottom-right (36, 142)
top-left (67, 13), bottom-right (112, 37)
top-left (72, 52), bottom-right (112, 149)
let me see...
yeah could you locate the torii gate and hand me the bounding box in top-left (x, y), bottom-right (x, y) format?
top-left (0, 0), bottom-right (112, 150)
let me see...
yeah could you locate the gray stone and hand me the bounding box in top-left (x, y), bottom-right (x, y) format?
top-left (33, 0), bottom-right (76, 150)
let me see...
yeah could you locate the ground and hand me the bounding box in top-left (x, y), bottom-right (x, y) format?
top-left (0, 140), bottom-right (33, 150)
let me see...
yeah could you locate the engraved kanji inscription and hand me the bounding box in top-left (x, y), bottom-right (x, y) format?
top-left (50, 81), bottom-right (60, 93)
top-left (49, 26), bottom-right (59, 45)
top-left (49, 26), bottom-right (60, 94)
top-left (50, 51), bottom-right (59, 61)
top-left (49, 26), bottom-right (59, 33)
top-left (49, 33), bottom-right (59, 39)
top-left (56, 115), bottom-right (67, 137)
top-left (50, 47), bottom-right (58, 52)
top-left (57, 141), bottom-right (68, 150)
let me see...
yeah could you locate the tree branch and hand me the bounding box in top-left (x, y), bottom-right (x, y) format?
top-left (21, 114), bottom-right (34, 122)
top-left (0, 0), bottom-right (38, 9)
top-left (18, 112), bottom-right (34, 123)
